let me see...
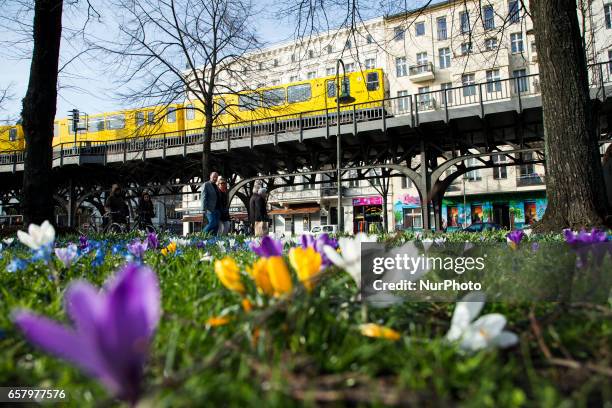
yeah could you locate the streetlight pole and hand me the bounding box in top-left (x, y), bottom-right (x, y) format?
top-left (462, 174), bottom-right (467, 228)
top-left (335, 59), bottom-right (345, 232)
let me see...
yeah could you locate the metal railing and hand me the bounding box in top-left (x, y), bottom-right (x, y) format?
top-left (1, 61), bottom-right (611, 168)
top-left (409, 62), bottom-right (434, 76)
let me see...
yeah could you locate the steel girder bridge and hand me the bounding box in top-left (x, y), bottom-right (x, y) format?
top-left (1, 63), bottom-right (612, 230)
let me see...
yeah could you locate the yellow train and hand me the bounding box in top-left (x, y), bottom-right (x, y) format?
top-left (0, 68), bottom-right (385, 152)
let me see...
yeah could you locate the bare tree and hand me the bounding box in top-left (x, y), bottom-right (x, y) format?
top-left (93, 0), bottom-right (262, 178)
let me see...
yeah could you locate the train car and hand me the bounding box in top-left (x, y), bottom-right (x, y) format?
top-left (0, 125), bottom-right (24, 152)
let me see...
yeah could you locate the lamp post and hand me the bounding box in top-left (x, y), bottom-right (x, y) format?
top-left (334, 59), bottom-right (354, 231)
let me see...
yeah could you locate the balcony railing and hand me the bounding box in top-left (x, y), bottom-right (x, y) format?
top-left (516, 174), bottom-right (545, 187)
top-left (0, 61), bottom-right (611, 169)
top-left (409, 62), bottom-right (433, 76)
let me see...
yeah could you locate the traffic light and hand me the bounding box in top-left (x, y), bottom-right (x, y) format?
top-left (68, 109), bottom-right (80, 133)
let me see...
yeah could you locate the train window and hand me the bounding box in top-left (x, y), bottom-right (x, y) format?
top-left (106, 114), bottom-right (126, 130)
top-left (136, 112), bottom-right (145, 127)
top-left (287, 83), bottom-right (311, 103)
top-left (262, 88), bottom-right (285, 107)
top-left (326, 78), bottom-right (350, 98)
top-left (185, 104), bottom-right (195, 120)
top-left (147, 111), bottom-right (155, 124)
top-left (88, 117), bottom-right (105, 132)
top-left (9, 128), bottom-right (17, 141)
top-left (215, 99), bottom-right (226, 115)
top-left (366, 72), bottom-right (379, 91)
top-left (239, 93), bottom-right (260, 111)
top-left (166, 108), bottom-right (176, 123)
top-left (53, 123), bottom-right (59, 138)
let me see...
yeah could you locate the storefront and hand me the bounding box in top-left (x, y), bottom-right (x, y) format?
top-left (269, 204), bottom-right (321, 236)
top-left (441, 192), bottom-right (547, 231)
top-left (352, 196), bottom-right (383, 234)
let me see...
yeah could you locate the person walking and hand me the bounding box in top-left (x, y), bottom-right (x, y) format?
top-left (104, 184), bottom-right (129, 227)
top-left (137, 191), bottom-right (155, 230)
top-left (254, 187), bottom-right (269, 237)
top-left (201, 172), bottom-right (220, 235)
top-left (249, 183), bottom-right (262, 235)
top-left (217, 176), bottom-right (231, 235)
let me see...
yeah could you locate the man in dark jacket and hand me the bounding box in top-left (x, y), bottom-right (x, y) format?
top-left (201, 172), bottom-right (220, 235)
top-left (249, 183), bottom-right (261, 234)
top-left (253, 187), bottom-right (269, 236)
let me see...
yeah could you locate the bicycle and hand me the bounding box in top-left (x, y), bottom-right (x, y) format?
top-left (133, 214), bottom-right (156, 234)
top-left (102, 212), bottom-right (130, 234)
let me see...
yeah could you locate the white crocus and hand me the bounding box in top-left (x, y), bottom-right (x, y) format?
top-left (216, 241), bottom-right (226, 251)
top-left (17, 220), bottom-right (55, 250)
top-left (3, 238), bottom-right (14, 246)
top-left (170, 237), bottom-right (190, 247)
top-left (323, 233), bottom-right (377, 286)
top-left (446, 293), bottom-right (518, 352)
top-left (228, 238), bottom-right (236, 248)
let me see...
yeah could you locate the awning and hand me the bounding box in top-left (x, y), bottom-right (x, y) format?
top-left (269, 206), bottom-right (320, 215)
top-left (182, 212), bottom-right (249, 222)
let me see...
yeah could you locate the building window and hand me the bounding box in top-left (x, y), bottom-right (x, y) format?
top-left (396, 56), bottom-right (407, 77)
top-left (508, 0), bottom-right (520, 24)
top-left (397, 90), bottom-right (410, 112)
top-left (366, 34), bottom-right (374, 44)
top-left (415, 21), bottom-right (425, 36)
top-left (441, 82), bottom-right (453, 105)
top-left (270, 79), bottom-right (281, 86)
top-left (416, 51), bottom-right (428, 68)
top-left (437, 17), bottom-right (447, 40)
top-left (365, 58), bottom-right (376, 69)
top-left (327, 45), bottom-right (333, 54)
top-left (439, 47), bottom-right (451, 68)
top-left (326, 67), bottom-right (336, 76)
top-left (273, 59), bottom-right (279, 67)
top-left (291, 54), bottom-right (296, 62)
top-left (608, 49), bottom-right (612, 74)
top-left (462, 73), bottom-right (476, 97)
top-left (308, 49), bottom-right (314, 59)
top-left (403, 208), bottom-right (422, 229)
top-left (606, 4), bottom-right (612, 28)
top-left (394, 26), bottom-right (405, 41)
top-left (348, 170), bottom-right (360, 188)
top-left (460, 11), bottom-right (470, 34)
top-left (258, 62), bottom-right (263, 71)
top-left (345, 62), bottom-right (355, 72)
top-left (483, 5), bottom-right (495, 29)
top-left (289, 75), bottom-right (299, 82)
top-left (401, 176), bottom-right (412, 189)
top-left (510, 32), bottom-right (523, 53)
top-left (485, 37), bottom-right (498, 51)
top-left (513, 69), bottom-right (529, 93)
top-left (417, 86), bottom-right (431, 109)
top-left (307, 71), bottom-right (316, 79)
top-left (519, 152), bottom-right (535, 177)
top-left (345, 39), bottom-right (352, 49)
top-left (492, 154), bottom-right (507, 179)
top-left (486, 69), bottom-right (502, 93)
top-left (466, 157), bottom-right (481, 181)
top-left (461, 42), bottom-right (472, 55)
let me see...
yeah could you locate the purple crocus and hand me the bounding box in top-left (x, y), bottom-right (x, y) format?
top-left (78, 236), bottom-right (89, 251)
top-left (146, 232), bottom-right (159, 250)
top-left (249, 236), bottom-right (283, 257)
top-left (506, 230), bottom-right (525, 248)
top-left (13, 263), bottom-right (160, 403)
top-left (563, 228), bottom-right (609, 246)
top-left (127, 240), bottom-right (148, 259)
top-left (54, 244), bottom-right (78, 268)
top-left (301, 233), bottom-right (338, 266)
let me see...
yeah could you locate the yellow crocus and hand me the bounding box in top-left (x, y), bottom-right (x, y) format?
top-left (161, 241), bottom-right (177, 256)
top-left (246, 258), bottom-right (275, 296)
top-left (359, 323), bottom-right (401, 341)
top-left (241, 298), bottom-right (253, 313)
top-left (288, 246), bottom-right (322, 292)
top-left (206, 315), bottom-right (232, 327)
top-left (214, 257), bottom-right (245, 294)
top-left (267, 256), bottom-right (293, 297)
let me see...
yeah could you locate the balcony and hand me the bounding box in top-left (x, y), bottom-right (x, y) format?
top-left (408, 62), bottom-right (435, 83)
top-left (516, 174), bottom-right (545, 187)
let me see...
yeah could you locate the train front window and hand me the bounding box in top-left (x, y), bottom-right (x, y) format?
top-left (147, 111), bottom-right (155, 124)
top-left (239, 93), bottom-right (260, 111)
top-left (106, 114), bottom-right (126, 130)
top-left (366, 72), bottom-right (379, 91)
top-left (287, 83), bottom-right (311, 103)
top-left (88, 117), bottom-right (105, 132)
top-left (9, 128), bottom-right (17, 141)
top-left (166, 109), bottom-right (176, 123)
top-left (136, 112), bottom-right (145, 127)
top-left (53, 123), bottom-right (59, 138)
top-left (185, 104), bottom-right (195, 120)
top-left (262, 88), bottom-right (285, 107)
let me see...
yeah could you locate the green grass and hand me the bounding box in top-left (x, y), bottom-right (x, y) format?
top-left (0, 232), bottom-right (610, 407)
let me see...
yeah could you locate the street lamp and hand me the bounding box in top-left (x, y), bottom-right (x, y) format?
top-left (335, 59), bottom-right (354, 232)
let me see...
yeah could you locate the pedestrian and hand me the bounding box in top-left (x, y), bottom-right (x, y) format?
top-left (249, 182), bottom-right (262, 235)
top-left (603, 144), bottom-right (612, 210)
top-left (254, 187), bottom-right (269, 237)
top-left (217, 176), bottom-right (231, 235)
top-left (137, 191), bottom-right (155, 230)
top-left (201, 171), bottom-right (220, 236)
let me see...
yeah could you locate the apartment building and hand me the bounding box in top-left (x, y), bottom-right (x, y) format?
top-left (179, 0), bottom-right (612, 235)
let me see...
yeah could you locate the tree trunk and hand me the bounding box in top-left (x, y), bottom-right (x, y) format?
top-left (530, 0), bottom-right (608, 231)
top-left (202, 105), bottom-right (213, 179)
top-left (21, 0), bottom-right (63, 226)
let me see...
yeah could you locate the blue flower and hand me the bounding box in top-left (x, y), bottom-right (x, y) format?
top-left (7, 258), bottom-right (28, 273)
top-left (92, 248), bottom-right (106, 267)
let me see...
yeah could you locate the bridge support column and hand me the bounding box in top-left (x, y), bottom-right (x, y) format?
top-left (67, 179), bottom-right (75, 229)
top-left (419, 140), bottom-right (431, 231)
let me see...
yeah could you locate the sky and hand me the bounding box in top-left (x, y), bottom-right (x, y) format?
top-left (0, 0), bottom-right (427, 123)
